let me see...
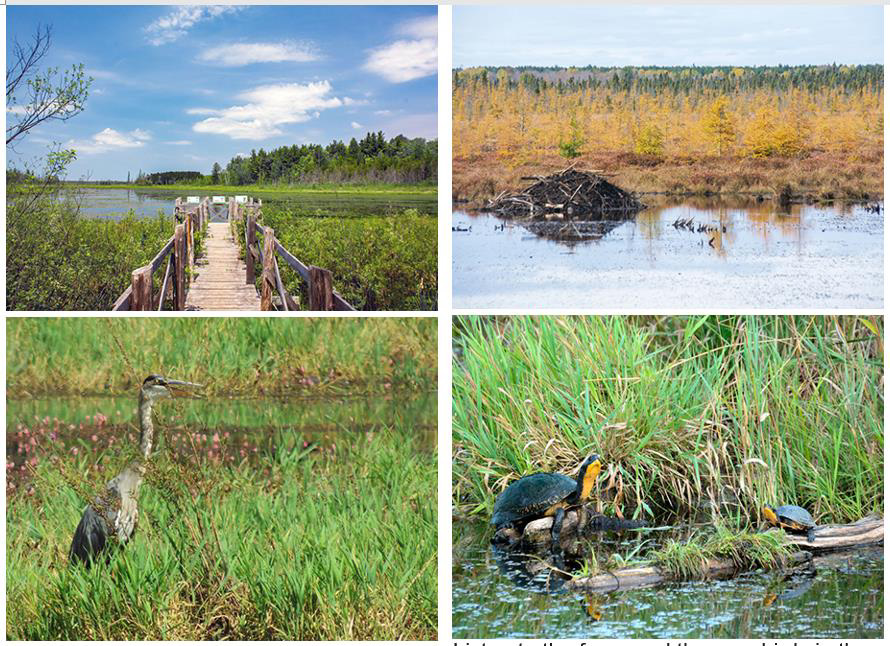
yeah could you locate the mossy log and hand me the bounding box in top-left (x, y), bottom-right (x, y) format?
top-left (566, 551), bottom-right (813, 593)
top-left (565, 515), bottom-right (882, 593)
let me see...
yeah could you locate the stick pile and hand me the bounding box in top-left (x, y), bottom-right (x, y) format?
top-left (488, 168), bottom-right (645, 218)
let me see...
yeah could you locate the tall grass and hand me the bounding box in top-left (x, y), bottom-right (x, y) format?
top-left (452, 316), bottom-right (883, 525)
top-left (7, 318), bottom-right (437, 397)
top-left (7, 428), bottom-right (436, 640)
top-left (237, 208), bottom-right (437, 311)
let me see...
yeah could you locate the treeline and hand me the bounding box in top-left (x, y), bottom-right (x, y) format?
top-left (454, 64), bottom-right (883, 95)
top-left (133, 132), bottom-right (437, 187)
top-left (135, 171), bottom-right (202, 185)
top-left (221, 132), bottom-right (437, 186)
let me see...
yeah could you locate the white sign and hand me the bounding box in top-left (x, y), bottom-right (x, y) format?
top-left (212, 195), bottom-right (226, 204)
top-left (186, 196), bottom-right (200, 204)
top-left (235, 195), bottom-right (248, 203)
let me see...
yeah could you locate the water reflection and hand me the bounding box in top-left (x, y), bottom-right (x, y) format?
top-left (452, 196), bottom-right (883, 308)
top-left (453, 522), bottom-right (883, 639)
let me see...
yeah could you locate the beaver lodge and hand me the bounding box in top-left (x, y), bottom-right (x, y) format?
top-left (487, 168), bottom-right (645, 219)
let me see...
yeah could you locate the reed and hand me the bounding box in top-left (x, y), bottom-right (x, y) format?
top-left (7, 318), bottom-right (437, 397)
top-left (7, 427), bottom-right (436, 640)
top-left (453, 316), bottom-right (883, 525)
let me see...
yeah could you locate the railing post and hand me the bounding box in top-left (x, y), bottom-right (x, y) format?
top-left (246, 214), bottom-right (256, 285)
top-left (186, 214), bottom-right (194, 274)
top-left (309, 266), bottom-right (333, 311)
top-left (131, 266), bottom-right (152, 311)
top-left (261, 227), bottom-right (275, 311)
top-left (173, 223), bottom-right (186, 310)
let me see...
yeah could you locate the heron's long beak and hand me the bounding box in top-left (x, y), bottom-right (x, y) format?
top-left (164, 379), bottom-right (204, 394)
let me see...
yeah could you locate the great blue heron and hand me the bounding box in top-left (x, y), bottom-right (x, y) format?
top-left (69, 375), bottom-right (202, 566)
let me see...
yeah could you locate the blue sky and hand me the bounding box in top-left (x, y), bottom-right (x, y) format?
top-left (7, 5), bottom-right (437, 180)
top-left (454, 5), bottom-right (882, 68)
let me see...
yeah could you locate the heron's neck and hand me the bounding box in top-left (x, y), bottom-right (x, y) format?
top-left (138, 392), bottom-right (155, 459)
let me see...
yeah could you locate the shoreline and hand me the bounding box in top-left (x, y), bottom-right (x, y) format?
top-left (453, 150), bottom-right (883, 206)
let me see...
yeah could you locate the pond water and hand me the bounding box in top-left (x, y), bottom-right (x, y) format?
top-left (72, 187), bottom-right (436, 219)
top-left (452, 522), bottom-right (883, 639)
top-left (7, 392), bottom-right (435, 487)
top-left (453, 197), bottom-right (883, 309)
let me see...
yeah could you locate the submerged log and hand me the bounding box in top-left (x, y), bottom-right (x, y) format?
top-left (567, 551), bottom-right (813, 593)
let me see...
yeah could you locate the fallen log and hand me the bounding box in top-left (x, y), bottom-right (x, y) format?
top-left (499, 507), bottom-right (647, 546)
top-left (567, 551), bottom-right (813, 593)
top-left (784, 513), bottom-right (883, 551)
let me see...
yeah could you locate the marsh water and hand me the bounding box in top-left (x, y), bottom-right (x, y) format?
top-left (74, 187), bottom-right (436, 219)
top-left (7, 391), bottom-right (435, 486)
top-left (453, 196), bottom-right (883, 309)
top-left (452, 522), bottom-right (883, 639)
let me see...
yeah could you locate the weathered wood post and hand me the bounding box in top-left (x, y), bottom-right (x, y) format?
top-left (260, 227), bottom-right (275, 310)
top-left (246, 213), bottom-right (257, 285)
top-left (186, 213), bottom-right (195, 274)
top-left (173, 223), bottom-right (187, 310)
top-left (130, 266), bottom-right (152, 311)
top-left (309, 266), bottom-right (334, 311)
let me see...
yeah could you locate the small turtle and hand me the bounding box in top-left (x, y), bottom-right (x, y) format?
top-left (763, 504), bottom-right (816, 543)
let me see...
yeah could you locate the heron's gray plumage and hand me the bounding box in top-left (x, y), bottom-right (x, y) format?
top-left (68, 375), bottom-right (201, 567)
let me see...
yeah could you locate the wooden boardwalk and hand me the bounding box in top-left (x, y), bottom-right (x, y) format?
top-left (185, 222), bottom-right (260, 310)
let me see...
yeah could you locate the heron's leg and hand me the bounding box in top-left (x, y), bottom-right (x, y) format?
top-left (551, 506), bottom-right (566, 549)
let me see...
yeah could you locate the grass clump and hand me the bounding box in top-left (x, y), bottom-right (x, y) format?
top-left (238, 207), bottom-right (437, 310)
top-left (7, 428), bottom-right (436, 640)
top-left (7, 317), bottom-right (437, 397)
top-left (652, 525), bottom-right (794, 579)
top-left (453, 315), bottom-right (883, 526)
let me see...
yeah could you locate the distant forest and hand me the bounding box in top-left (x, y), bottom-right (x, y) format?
top-left (453, 64), bottom-right (883, 94)
top-left (134, 132), bottom-right (437, 186)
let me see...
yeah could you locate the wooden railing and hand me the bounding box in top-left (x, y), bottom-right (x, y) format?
top-left (111, 197), bottom-right (208, 310)
top-left (234, 203), bottom-right (355, 311)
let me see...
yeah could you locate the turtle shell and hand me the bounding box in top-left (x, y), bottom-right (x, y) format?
top-left (775, 505), bottom-right (815, 529)
top-left (490, 472), bottom-right (577, 528)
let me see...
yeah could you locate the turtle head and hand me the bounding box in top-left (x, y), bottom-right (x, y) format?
top-left (762, 505), bottom-right (779, 525)
top-left (577, 453), bottom-right (602, 502)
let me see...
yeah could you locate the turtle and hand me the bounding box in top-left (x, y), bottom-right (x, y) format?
top-left (491, 454), bottom-right (602, 548)
top-left (762, 504), bottom-right (816, 543)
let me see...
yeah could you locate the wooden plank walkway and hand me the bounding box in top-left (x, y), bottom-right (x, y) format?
top-left (185, 222), bottom-right (260, 310)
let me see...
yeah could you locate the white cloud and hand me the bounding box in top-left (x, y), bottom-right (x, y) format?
top-left (190, 81), bottom-right (348, 140)
top-left (351, 121), bottom-right (363, 130)
top-left (198, 41), bottom-right (319, 66)
top-left (145, 6), bottom-right (245, 46)
top-left (397, 15), bottom-right (438, 39)
top-left (364, 16), bottom-right (438, 83)
top-left (374, 109), bottom-right (395, 116)
top-left (68, 128), bottom-right (150, 154)
top-left (164, 140), bottom-right (192, 146)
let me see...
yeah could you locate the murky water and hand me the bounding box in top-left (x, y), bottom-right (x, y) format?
top-left (7, 392), bottom-right (435, 488)
top-left (453, 197), bottom-right (883, 309)
top-left (452, 522), bottom-right (883, 639)
top-left (72, 188), bottom-right (436, 219)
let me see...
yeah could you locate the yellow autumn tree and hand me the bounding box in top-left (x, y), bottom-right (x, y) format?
top-left (702, 96), bottom-right (736, 155)
top-left (634, 122), bottom-right (665, 156)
